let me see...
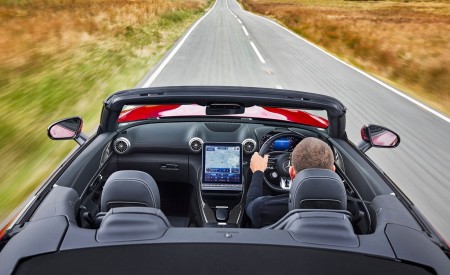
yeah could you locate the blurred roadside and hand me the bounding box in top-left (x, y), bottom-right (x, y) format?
top-left (240, 0), bottom-right (450, 116)
top-left (0, 0), bottom-right (212, 223)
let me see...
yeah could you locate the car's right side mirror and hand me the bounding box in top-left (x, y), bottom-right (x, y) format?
top-left (357, 124), bottom-right (400, 153)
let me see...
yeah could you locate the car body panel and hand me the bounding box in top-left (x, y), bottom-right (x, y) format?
top-left (118, 104), bottom-right (329, 128)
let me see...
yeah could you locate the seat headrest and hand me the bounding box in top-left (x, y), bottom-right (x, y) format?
top-left (97, 207), bottom-right (170, 242)
top-left (289, 169), bottom-right (346, 211)
top-left (101, 170), bottom-right (160, 212)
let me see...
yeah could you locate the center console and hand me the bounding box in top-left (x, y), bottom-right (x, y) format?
top-left (198, 143), bottom-right (246, 227)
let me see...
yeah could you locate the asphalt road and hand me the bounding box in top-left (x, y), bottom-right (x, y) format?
top-left (139, 0), bottom-right (450, 240)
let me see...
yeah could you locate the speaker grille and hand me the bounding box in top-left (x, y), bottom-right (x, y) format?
top-left (189, 137), bottom-right (203, 152)
top-left (114, 137), bottom-right (130, 154)
top-left (204, 123), bottom-right (240, 132)
top-left (242, 139), bottom-right (257, 154)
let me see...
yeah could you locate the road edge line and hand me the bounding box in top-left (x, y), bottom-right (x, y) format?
top-left (233, 0), bottom-right (449, 123)
top-left (141, 0), bottom-right (218, 87)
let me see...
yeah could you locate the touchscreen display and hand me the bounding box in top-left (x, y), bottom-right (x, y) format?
top-left (203, 143), bottom-right (242, 184)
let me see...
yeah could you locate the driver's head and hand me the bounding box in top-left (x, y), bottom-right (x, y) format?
top-left (289, 137), bottom-right (335, 179)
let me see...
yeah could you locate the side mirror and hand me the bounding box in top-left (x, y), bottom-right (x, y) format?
top-left (357, 124), bottom-right (400, 153)
top-left (48, 117), bottom-right (87, 145)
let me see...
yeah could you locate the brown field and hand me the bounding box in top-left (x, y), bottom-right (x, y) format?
top-left (0, 0), bottom-right (210, 223)
top-left (241, 0), bottom-right (450, 115)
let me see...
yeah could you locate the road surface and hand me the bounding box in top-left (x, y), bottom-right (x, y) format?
top-left (139, 0), bottom-right (450, 240)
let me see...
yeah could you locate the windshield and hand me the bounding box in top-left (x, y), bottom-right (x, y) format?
top-left (118, 104), bottom-right (329, 128)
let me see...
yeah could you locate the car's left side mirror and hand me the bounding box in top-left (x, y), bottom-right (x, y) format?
top-left (357, 124), bottom-right (400, 153)
top-left (48, 116), bottom-right (87, 146)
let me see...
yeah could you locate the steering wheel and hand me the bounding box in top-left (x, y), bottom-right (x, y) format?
top-left (259, 132), bottom-right (305, 193)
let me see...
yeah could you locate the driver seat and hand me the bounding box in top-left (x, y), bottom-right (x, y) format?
top-left (289, 168), bottom-right (347, 211)
top-left (267, 169), bottom-right (358, 247)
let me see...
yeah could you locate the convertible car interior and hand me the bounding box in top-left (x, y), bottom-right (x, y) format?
top-left (78, 123), bottom-right (368, 232)
top-left (1, 87), bottom-right (448, 274)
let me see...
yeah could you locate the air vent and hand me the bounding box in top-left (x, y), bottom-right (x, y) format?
top-left (189, 137), bottom-right (203, 152)
top-left (114, 137), bottom-right (130, 154)
top-left (242, 139), bottom-right (257, 154)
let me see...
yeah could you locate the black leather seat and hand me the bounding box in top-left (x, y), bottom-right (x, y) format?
top-left (97, 207), bottom-right (170, 242)
top-left (101, 170), bottom-right (160, 211)
top-left (288, 168), bottom-right (347, 211)
top-left (94, 170), bottom-right (168, 228)
top-left (268, 169), bottom-right (358, 247)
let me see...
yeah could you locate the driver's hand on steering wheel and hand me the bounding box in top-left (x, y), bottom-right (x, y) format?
top-left (250, 152), bottom-right (269, 173)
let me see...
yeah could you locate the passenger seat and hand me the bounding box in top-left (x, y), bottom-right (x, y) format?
top-left (101, 170), bottom-right (160, 211)
top-left (94, 170), bottom-right (168, 227)
top-left (95, 170), bottom-right (171, 242)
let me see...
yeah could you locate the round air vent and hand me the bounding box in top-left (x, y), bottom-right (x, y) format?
top-left (114, 137), bottom-right (130, 154)
top-left (189, 137), bottom-right (203, 152)
top-left (242, 139), bottom-right (257, 154)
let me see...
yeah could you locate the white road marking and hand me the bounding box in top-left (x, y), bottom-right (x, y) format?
top-left (250, 41), bottom-right (266, 64)
top-left (142, 0), bottom-right (217, 87)
top-left (242, 26), bottom-right (249, 36)
top-left (237, 19), bottom-right (242, 24)
top-left (232, 0), bottom-right (449, 123)
top-left (276, 85), bottom-right (283, 89)
top-left (226, 0), bottom-right (236, 16)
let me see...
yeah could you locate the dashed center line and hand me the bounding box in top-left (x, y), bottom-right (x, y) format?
top-left (233, 0), bottom-right (449, 123)
top-left (250, 41), bottom-right (266, 64)
top-left (242, 26), bottom-right (249, 36)
top-left (229, 0), bottom-right (269, 73)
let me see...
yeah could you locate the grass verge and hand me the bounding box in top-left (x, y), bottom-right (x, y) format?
top-left (0, 0), bottom-right (212, 222)
top-left (240, 0), bottom-right (450, 115)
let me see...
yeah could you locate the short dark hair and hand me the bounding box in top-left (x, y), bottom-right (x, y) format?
top-left (291, 137), bottom-right (334, 172)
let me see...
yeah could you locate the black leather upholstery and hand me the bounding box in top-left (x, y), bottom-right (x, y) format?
top-left (101, 170), bottom-right (160, 212)
top-left (267, 210), bottom-right (359, 247)
top-left (289, 168), bottom-right (346, 211)
top-left (267, 170), bottom-right (357, 246)
top-left (96, 207), bottom-right (170, 242)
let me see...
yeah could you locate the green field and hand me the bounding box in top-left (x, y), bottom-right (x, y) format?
top-left (0, 0), bottom-right (212, 223)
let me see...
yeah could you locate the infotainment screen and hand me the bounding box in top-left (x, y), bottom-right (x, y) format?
top-left (202, 143), bottom-right (242, 190)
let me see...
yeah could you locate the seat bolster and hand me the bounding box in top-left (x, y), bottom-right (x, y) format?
top-left (285, 211), bottom-right (359, 247)
top-left (96, 207), bottom-right (170, 242)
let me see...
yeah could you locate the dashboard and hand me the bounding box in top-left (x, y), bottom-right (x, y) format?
top-left (111, 122), bottom-right (319, 195)
top-left (112, 122), bottom-right (316, 156)
top-left (104, 121), bottom-right (341, 227)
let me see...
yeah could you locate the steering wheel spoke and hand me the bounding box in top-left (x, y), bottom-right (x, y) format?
top-left (280, 177), bottom-right (292, 190)
top-left (267, 156), bottom-right (277, 170)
